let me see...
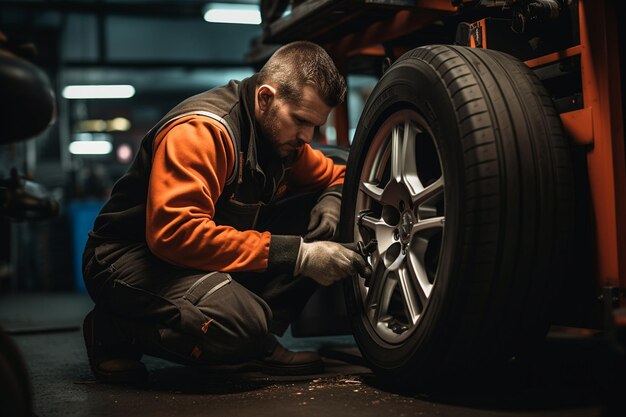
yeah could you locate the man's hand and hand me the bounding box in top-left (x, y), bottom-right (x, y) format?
top-left (294, 240), bottom-right (372, 286)
top-left (304, 194), bottom-right (341, 241)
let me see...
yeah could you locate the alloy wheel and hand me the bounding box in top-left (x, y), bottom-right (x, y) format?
top-left (354, 109), bottom-right (445, 344)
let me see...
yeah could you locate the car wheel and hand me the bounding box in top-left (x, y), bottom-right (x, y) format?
top-left (340, 45), bottom-right (574, 385)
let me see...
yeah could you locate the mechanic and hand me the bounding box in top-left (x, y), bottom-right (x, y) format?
top-left (82, 40), bottom-right (372, 384)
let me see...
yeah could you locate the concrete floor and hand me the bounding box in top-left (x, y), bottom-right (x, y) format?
top-left (0, 293), bottom-right (618, 417)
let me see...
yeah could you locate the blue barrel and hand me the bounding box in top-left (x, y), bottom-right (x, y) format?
top-left (67, 200), bottom-right (104, 292)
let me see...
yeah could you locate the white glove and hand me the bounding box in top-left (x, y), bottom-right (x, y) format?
top-left (294, 240), bottom-right (372, 286)
top-left (304, 194), bottom-right (341, 241)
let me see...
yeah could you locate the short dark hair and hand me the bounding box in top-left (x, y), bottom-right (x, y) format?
top-left (257, 41), bottom-right (346, 107)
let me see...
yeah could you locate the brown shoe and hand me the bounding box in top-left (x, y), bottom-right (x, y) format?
top-left (256, 341), bottom-right (324, 376)
top-left (83, 308), bottom-right (148, 385)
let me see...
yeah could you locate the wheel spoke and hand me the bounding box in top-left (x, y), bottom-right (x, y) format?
top-left (385, 248), bottom-right (405, 272)
top-left (391, 125), bottom-right (402, 182)
top-left (397, 264), bottom-right (420, 324)
top-left (411, 216), bottom-right (445, 237)
top-left (401, 122), bottom-right (424, 197)
top-left (406, 249), bottom-right (432, 307)
top-left (412, 236), bottom-right (430, 261)
top-left (359, 213), bottom-right (383, 231)
top-left (411, 176), bottom-right (444, 207)
top-left (365, 265), bottom-right (390, 322)
top-left (360, 181), bottom-right (384, 203)
top-left (366, 246), bottom-right (404, 324)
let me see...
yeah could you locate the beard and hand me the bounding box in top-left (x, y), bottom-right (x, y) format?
top-left (259, 102), bottom-right (292, 158)
top-left (259, 102), bottom-right (280, 138)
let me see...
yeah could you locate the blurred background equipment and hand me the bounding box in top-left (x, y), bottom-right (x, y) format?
top-left (0, 31), bottom-right (58, 417)
top-left (0, 33), bottom-right (55, 144)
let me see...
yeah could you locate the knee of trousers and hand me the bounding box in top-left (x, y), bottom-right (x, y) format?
top-left (179, 272), bottom-right (273, 361)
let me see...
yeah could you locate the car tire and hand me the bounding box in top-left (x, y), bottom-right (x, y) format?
top-left (340, 45), bottom-right (574, 386)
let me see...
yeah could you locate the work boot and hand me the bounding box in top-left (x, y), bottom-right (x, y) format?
top-left (83, 308), bottom-right (148, 385)
top-left (256, 339), bottom-right (324, 376)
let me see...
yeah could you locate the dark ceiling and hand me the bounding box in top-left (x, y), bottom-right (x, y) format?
top-left (0, 0), bottom-right (264, 93)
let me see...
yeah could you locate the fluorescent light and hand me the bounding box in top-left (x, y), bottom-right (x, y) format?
top-left (69, 140), bottom-right (113, 155)
top-left (76, 117), bottom-right (132, 132)
top-left (62, 85), bottom-right (135, 99)
top-left (203, 3), bottom-right (261, 25)
top-left (77, 119), bottom-right (108, 132)
top-left (107, 117), bottom-right (131, 132)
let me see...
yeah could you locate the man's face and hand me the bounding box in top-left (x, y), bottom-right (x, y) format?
top-left (257, 85), bottom-right (332, 158)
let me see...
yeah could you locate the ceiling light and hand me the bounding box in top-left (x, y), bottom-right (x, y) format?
top-left (69, 140), bottom-right (113, 155)
top-left (77, 119), bottom-right (108, 132)
top-left (62, 85), bottom-right (136, 99)
top-left (76, 117), bottom-right (132, 132)
top-left (107, 117), bottom-right (132, 132)
top-left (203, 3), bottom-right (261, 25)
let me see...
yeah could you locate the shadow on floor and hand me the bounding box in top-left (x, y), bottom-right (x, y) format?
top-left (355, 333), bottom-right (625, 416)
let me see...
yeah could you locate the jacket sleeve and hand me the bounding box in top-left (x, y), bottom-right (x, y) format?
top-left (287, 144), bottom-right (346, 193)
top-left (146, 115), bottom-right (299, 273)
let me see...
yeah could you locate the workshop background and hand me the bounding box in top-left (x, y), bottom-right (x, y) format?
top-left (1, 1), bottom-right (624, 417)
top-left (0, 0), bottom-right (376, 295)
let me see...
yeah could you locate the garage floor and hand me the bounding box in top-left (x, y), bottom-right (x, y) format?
top-left (0, 293), bottom-right (620, 417)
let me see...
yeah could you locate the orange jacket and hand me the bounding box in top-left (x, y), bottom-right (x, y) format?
top-left (145, 115), bottom-right (345, 273)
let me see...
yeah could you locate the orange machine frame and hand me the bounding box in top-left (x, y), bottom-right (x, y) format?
top-left (574, 0), bottom-right (626, 299)
top-left (527, 0), bottom-right (625, 303)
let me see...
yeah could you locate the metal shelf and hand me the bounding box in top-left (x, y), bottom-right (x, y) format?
top-left (262, 0), bottom-right (419, 45)
top-left (259, 0), bottom-right (459, 58)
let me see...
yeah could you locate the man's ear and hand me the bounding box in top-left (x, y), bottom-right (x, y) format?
top-left (257, 84), bottom-right (277, 113)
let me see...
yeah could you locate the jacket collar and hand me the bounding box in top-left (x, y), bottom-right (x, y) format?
top-left (239, 74), bottom-right (259, 171)
top-left (239, 74), bottom-right (294, 176)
